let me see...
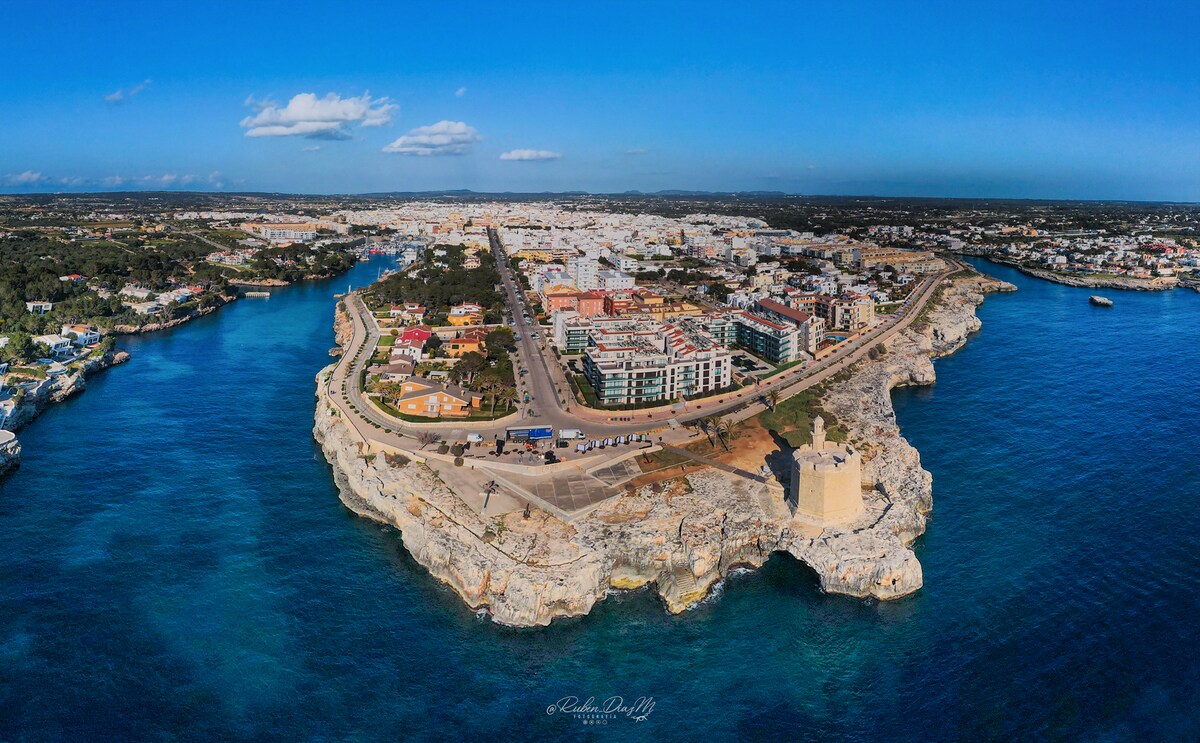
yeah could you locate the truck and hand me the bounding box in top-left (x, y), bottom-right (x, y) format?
top-left (557, 428), bottom-right (585, 440)
top-left (505, 426), bottom-right (554, 442)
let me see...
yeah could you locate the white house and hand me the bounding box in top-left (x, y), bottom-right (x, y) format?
top-left (61, 325), bottom-right (102, 346)
top-left (32, 334), bottom-right (73, 356)
top-left (120, 286), bottom-right (154, 300)
top-left (25, 301), bottom-right (53, 315)
top-left (596, 270), bottom-right (636, 291)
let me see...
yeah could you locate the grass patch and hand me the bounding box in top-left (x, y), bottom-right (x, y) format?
top-left (637, 448), bottom-right (693, 472)
top-left (572, 373), bottom-right (602, 408)
top-left (760, 358), bottom-right (804, 379)
top-left (756, 385), bottom-right (846, 447)
top-left (910, 284), bottom-right (948, 332)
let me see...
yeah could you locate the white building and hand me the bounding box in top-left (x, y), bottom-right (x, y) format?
top-left (582, 320), bottom-right (732, 406)
top-left (596, 270), bottom-right (636, 291)
top-left (32, 334), bottom-right (73, 356)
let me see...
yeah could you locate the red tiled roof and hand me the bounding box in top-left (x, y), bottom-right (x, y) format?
top-left (756, 298), bottom-right (813, 325)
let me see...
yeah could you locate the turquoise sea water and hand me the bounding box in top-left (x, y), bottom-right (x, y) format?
top-left (2, 257), bottom-right (1198, 740)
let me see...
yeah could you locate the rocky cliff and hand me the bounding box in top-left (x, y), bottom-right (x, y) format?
top-left (111, 296), bottom-right (234, 334)
top-left (332, 301), bottom-right (353, 353)
top-left (313, 270), bottom-right (1014, 625)
top-left (3, 350), bottom-right (131, 433)
top-left (793, 272), bottom-right (1015, 600)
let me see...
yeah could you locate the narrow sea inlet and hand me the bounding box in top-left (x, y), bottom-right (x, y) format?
top-left (1, 256), bottom-right (1197, 739)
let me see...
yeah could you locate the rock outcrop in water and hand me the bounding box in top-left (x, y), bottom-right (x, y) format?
top-left (313, 271), bottom-right (1015, 625)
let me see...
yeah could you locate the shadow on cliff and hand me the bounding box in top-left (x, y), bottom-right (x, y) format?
top-left (764, 428), bottom-right (794, 486)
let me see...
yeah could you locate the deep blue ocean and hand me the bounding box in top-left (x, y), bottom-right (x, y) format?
top-left (2, 257), bottom-right (1198, 741)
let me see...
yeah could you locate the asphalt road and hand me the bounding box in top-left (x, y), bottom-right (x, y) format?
top-left (331, 236), bottom-right (959, 444)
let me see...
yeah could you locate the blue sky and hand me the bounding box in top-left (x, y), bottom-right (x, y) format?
top-left (4, 0), bottom-right (1200, 200)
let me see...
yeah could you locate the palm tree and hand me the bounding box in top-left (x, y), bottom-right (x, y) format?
top-left (494, 385), bottom-right (518, 417)
top-left (766, 389), bottom-right (781, 412)
top-left (713, 417), bottom-right (742, 452)
top-left (477, 379), bottom-right (500, 414)
top-left (698, 414), bottom-right (721, 446)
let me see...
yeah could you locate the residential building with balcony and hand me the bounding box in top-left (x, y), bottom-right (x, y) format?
top-left (582, 320), bottom-right (732, 406)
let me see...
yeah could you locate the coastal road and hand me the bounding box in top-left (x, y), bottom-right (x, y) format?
top-left (329, 242), bottom-right (960, 446)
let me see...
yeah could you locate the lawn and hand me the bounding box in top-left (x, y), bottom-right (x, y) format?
top-left (756, 386), bottom-right (846, 447)
top-left (637, 448), bottom-right (692, 472)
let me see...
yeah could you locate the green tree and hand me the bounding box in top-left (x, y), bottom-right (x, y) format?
top-left (494, 385), bottom-right (518, 417)
top-left (451, 351), bottom-right (487, 386)
top-left (2, 332), bottom-right (34, 364)
top-left (485, 327), bottom-right (514, 356)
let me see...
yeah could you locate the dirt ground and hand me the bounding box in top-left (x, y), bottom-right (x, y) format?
top-left (687, 417), bottom-right (788, 474)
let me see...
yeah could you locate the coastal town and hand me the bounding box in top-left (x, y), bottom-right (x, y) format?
top-left (309, 199), bottom-right (1004, 626)
top-left (2, 191), bottom-right (1197, 624)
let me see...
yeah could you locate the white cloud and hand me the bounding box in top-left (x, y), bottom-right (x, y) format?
top-left (455, 86), bottom-right (468, 97)
top-left (303, 145), bottom-right (322, 152)
top-left (499, 149), bottom-right (563, 161)
top-left (624, 148), bottom-right (648, 155)
top-left (59, 176), bottom-right (86, 187)
top-left (105, 79), bottom-right (151, 104)
top-left (4, 170), bottom-right (46, 186)
top-left (241, 92), bottom-right (397, 139)
top-left (141, 174), bottom-right (179, 187)
top-left (383, 121), bottom-right (481, 156)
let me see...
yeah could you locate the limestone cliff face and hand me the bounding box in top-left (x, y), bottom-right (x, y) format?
top-left (314, 403), bottom-right (781, 626)
top-left (110, 296), bottom-right (233, 334)
top-left (313, 271), bottom-right (1013, 625)
top-left (790, 273), bottom-right (1015, 601)
top-left (332, 301), bottom-right (353, 353)
top-left (0, 439), bottom-right (19, 478)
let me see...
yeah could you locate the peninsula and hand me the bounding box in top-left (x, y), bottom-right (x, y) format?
top-left (310, 200), bottom-right (1017, 624)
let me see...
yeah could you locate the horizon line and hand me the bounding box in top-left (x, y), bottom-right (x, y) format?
top-left (4, 188), bottom-right (1200, 207)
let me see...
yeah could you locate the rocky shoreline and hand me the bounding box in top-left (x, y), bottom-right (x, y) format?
top-left (110, 294), bottom-right (236, 335)
top-left (0, 431), bottom-right (18, 477)
top-left (962, 253), bottom-right (1177, 291)
top-left (3, 349), bottom-right (131, 433)
top-left (313, 271), bottom-right (1015, 626)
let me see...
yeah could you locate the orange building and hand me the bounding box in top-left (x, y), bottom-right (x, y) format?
top-left (386, 378), bottom-right (482, 418)
top-left (445, 329), bottom-right (488, 357)
top-left (447, 302), bottom-right (486, 326)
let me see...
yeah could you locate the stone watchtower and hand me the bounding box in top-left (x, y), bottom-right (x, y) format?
top-left (788, 416), bottom-right (864, 525)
